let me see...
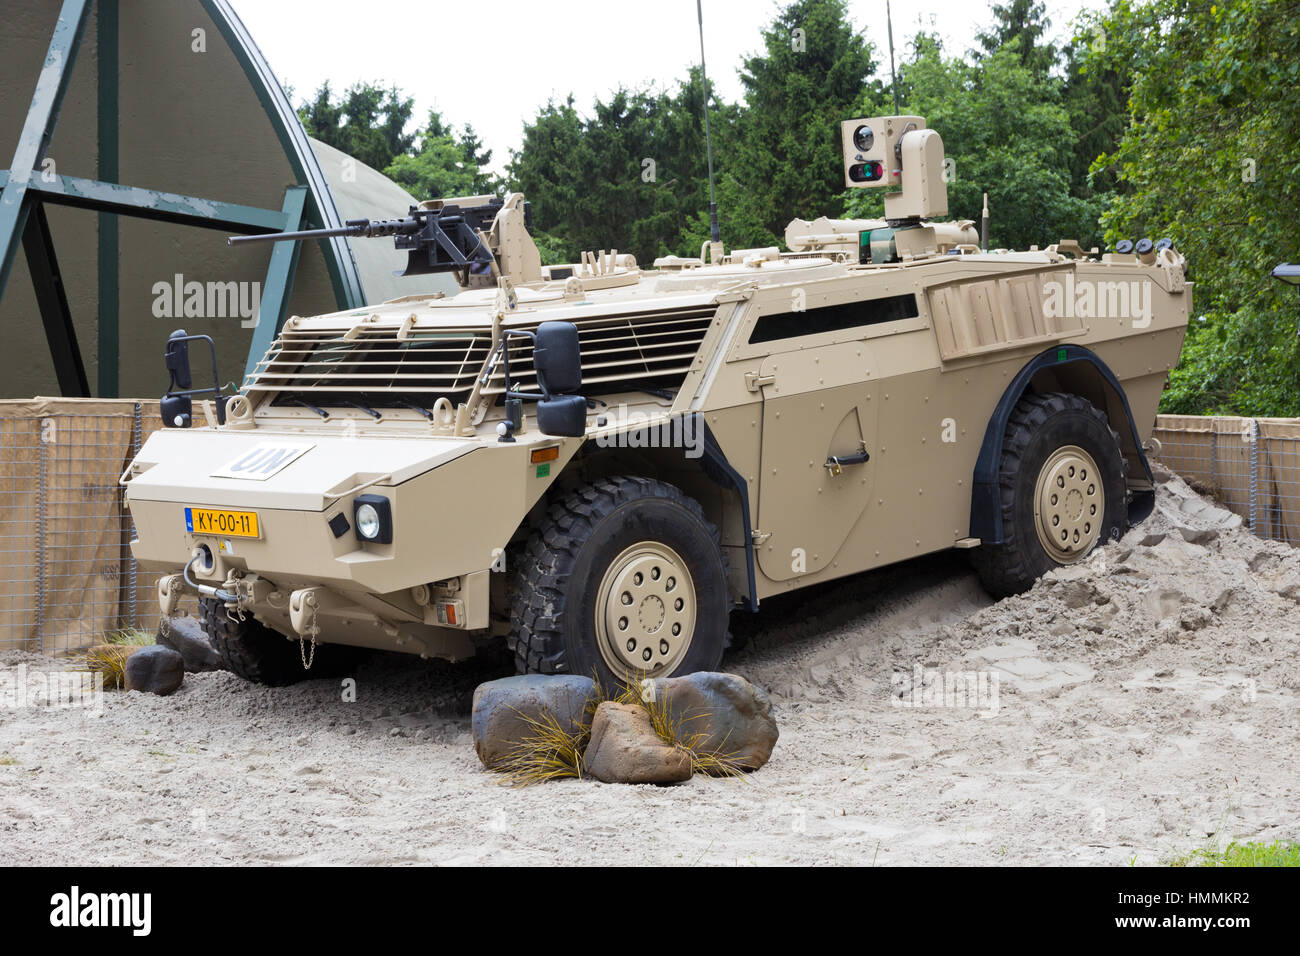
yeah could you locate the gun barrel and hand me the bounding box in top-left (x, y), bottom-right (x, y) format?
top-left (227, 217), bottom-right (422, 246)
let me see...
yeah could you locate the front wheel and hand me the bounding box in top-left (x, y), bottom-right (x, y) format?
top-left (971, 392), bottom-right (1129, 598)
top-left (508, 476), bottom-right (730, 687)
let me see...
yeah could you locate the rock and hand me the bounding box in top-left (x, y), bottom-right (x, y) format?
top-left (156, 615), bottom-right (222, 673)
top-left (123, 645), bottom-right (185, 696)
top-left (646, 672), bottom-right (779, 772)
top-left (582, 702), bottom-right (692, 784)
top-left (471, 674), bottom-right (598, 770)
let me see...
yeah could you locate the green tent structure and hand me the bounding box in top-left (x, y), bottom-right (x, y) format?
top-left (0, 0), bottom-right (456, 400)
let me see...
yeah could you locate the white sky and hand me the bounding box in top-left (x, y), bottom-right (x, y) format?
top-left (228, 0), bottom-right (1106, 176)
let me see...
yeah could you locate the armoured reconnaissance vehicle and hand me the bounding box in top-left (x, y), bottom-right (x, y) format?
top-left (123, 115), bottom-right (1190, 686)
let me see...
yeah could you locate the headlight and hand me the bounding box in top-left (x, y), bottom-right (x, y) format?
top-left (356, 504), bottom-right (380, 539)
top-left (353, 495), bottom-right (392, 544)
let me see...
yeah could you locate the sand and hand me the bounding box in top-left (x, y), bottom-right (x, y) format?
top-left (1, 470), bottom-right (1296, 866)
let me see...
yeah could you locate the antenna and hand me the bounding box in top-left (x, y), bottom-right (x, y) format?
top-left (696, 0), bottom-right (721, 246)
top-left (887, 0), bottom-right (900, 114)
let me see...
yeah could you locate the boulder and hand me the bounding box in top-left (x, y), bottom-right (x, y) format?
top-left (471, 674), bottom-right (598, 770)
top-left (582, 702), bottom-right (692, 784)
top-left (646, 672), bottom-right (779, 772)
top-left (123, 645), bottom-right (185, 696)
top-left (156, 615), bottom-right (222, 673)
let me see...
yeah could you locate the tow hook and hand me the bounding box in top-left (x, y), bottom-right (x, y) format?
top-left (158, 574), bottom-right (186, 617)
top-left (289, 588), bottom-right (323, 670)
top-left (289, 588), bottom-right (323, 639)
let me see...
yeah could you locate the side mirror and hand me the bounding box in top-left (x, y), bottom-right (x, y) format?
top-left (536, 394), bottom-right (588, 438)
top-left (165, 329), bottom-right (192, 390)
top-left (160, 329), bottom-right (224, 428)
top-left (533, 321), bottom-right (582, 395)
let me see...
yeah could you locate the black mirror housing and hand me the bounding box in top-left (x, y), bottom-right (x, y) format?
top-left (533, 321), bottom-right (582, 395)
top-left (161, 392), bottom-right (193, 428)
top-left (165, 329), bottom-right (193, 390)
top-left (536, 394), bottom-right (588, 437)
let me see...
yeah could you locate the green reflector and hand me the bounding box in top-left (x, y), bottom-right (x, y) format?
top-left (536, 463), bottom-right (551, 478)
top-left (1056, 347), bottom-right (1068, 362)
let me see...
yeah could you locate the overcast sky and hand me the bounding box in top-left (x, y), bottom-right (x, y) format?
top-left (227, 0), bottom-right (1106, 176)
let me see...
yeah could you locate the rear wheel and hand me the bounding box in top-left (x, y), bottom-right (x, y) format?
top-left (508, 476), bottom-right (730, 687)
top-left (200, 598), bottom-right (363, 686)
top-left (971, 392), bottom-right (1128, 598)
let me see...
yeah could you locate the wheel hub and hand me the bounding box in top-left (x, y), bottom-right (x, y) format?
top-left (1033, 445), bottom-right (1105, 564)
top-left (595, 543), bottom-right (696, 676)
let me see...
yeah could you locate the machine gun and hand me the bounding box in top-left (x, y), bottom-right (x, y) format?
top-left (229, 198), bottom-right (515, 284)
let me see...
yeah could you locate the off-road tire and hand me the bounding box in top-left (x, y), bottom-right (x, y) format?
top-left (971, 392), bottom-right (1128, 598)
top-left (508, 476), bottom-right (730, 686)
top-left (200, 597), bottom-right (364, 686)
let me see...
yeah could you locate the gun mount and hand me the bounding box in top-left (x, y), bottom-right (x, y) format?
top-left (230, 194), bottom-right (541, 288)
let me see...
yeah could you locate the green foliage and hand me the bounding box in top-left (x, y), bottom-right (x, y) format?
top-left (507, 0), bottom-right (879, 260)
top-left (1090, 0), bottom-right (1300, 415)
top-left (298, 81), bottom-right (416, 172)
top-left (724, 0), bottom-right (880, 247)
top-left (384, 109), bottom-right (503, 201)
top-left (299, 86), bottom-right (500, 202)
top-left (1170, 840), bottom-right (1300, 867)
top-left (507, 73), bottom-right (730, 265)
top-left (976, 0), bottom-right (1059, 79)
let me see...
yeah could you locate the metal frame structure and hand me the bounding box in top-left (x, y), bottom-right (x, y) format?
top-left (0, 0), bottom-right (367, 396)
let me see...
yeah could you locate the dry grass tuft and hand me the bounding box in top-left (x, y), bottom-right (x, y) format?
top-left (607, 673), bottom-right (748, 779)
top-left (493, 706), bottom-right (593, 787)
top-left (76, 627), bottom-right (154, 691)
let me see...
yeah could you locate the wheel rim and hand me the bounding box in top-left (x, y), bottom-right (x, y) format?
top-left (594, 542), bottom-right (696, 677)
top-left (1033, 444), bottom-right (1105, 564)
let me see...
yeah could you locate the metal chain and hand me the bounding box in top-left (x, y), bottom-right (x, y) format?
top-left (300, 635), bottom-right (317, 670)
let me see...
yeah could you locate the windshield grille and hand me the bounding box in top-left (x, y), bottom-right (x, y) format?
top-left (244, 304), bottom-right (716, 407)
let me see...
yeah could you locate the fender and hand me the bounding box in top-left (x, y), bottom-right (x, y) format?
top-left (694, 416), bottom-right (760, 612)
top-left (970, 344), bottom-right (1156, 545)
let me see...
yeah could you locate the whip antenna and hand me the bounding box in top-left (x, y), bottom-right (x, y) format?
top-left (887, 0), bottom-right (900, 114)
top-left (696, 0), bottom-right (721, 246)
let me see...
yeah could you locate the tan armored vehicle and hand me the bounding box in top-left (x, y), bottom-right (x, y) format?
top-left (123, 115), bottom-right (1189, 685)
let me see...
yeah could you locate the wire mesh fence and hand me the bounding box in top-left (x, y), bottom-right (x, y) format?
top-left (1152, 415), bottom-right (1300, 545)
top-left (0, 399), bottom-right (170, 656)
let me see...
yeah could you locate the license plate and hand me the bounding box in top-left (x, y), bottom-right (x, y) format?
top-left (185, 507), bottom-right (260, 538)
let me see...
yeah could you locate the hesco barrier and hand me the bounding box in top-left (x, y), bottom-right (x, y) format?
top-left (1152, 415), bottom-right (1300, 545)
top-left (0, 404), bottom-right (1295, 655)
top-left (0, 398), bottom-right (175, 656)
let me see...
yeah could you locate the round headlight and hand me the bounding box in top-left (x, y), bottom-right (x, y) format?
top-left (356, 503), bottom-right (381, 540)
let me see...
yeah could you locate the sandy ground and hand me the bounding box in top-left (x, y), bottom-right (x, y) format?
top-left (1, 470), bottom-right (1297, 866)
